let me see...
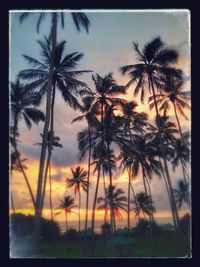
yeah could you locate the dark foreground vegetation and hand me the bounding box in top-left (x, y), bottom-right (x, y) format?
top-left (10, 213), bottom-right (191, 258)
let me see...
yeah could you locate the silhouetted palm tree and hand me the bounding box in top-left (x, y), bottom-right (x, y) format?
top-left (66, 166), bottom-right (89, 232)
top-left (72, 96), bottom-right (98, 231)
top-left (119, 100), bottom-right (148, 230)
top-left (11, 79), bottom-right (45, 209)
top-left (90, 143), bottom-right (117, 234)
top-left (133, 192), bottom-right (155, 220)
top-left (146, 116), bottom-right (179, 226)
top-left (55, 196), bottom-right (78, 231)
top-left (97, 185), bottom-right (127, 232)
top-left (85, 73), bottom-right (126, 124)
top-left (19, 12), bottom-right (90, 249)
top-left (120, 37), bottom-right (181, 230)
top-left (174, 180), bottom-right (190, 209)
top-left (148, 72), bottom-right (190, 144)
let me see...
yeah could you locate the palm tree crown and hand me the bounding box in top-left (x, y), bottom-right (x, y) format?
top-left (98, 185), bottom-right (127, 220)
top-left (120, 37), bottom-right (180, 103)
top-left (18, 36), bottom-right (91, 110)
top-left (66, 166), bottom-right (89, 196)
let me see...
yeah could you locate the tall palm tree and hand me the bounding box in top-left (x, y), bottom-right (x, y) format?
top-left (97, 185), bottom-right (128, 232)
top-left (11, 79), bottom-right (45, 209)
top-left (120, 37), bottom-right (181, 230)
top-left (72, 96), bottom-right (98, 231)
top-left (66, 166), bottom-right (89, 232)
top-left (19, 11), bottom-right (90, 249)
top-left (119, 100), bottom-right (148, 230)
top-left (90, 143), bottom-right (117, 234)
top-left (55, 196), bottom-right (78, 232)
top-left (146, 116), bottom-right (179, 226)
top-left (99, 105), bottom-right (128, 232)
top-left (89, 73), bottom-right (127, 123)
top-left (174, 180), bottom-right (190, 209)
top-left (18, 36), bottom-right (91, 233)
top-left (133, 192), bottom-right (156, 220)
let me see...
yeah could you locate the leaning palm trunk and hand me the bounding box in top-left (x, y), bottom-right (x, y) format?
top-left (49, 162), bottom-right (54, 221)
top-left (78, 191), bottom-right (81, 232)
top-left (173, 102), bottom-right (189, 184)
top-left (40, 84), bottom-right (56, 216)
top-left (150, 76), bottom-right (180, 230)
top-left (127, 167), bottom-right (131, 231)
top-left (11, 193), bottom-right (16, 214)
top-left (102, 169), bottom-right (107, 225)
top-left (32, 13), bottom-right (57, 252)
top-left (85, 125), bottom-right (91, 231)
top-left (13, 116), bottom-right (36, 210)
top-left (91, 164), bottom-right (101, 233)
top-left (159, 157), bottom-right (177, 227)
top-left (130, 183), bottom-right (140, 221)
top-left (40, 147), bottom-right (51, 216)
top-left (106, 141), bottom-right (115, 234)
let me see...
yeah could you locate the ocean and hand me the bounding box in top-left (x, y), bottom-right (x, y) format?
top-left (58, 217), bottom-right (173, 234)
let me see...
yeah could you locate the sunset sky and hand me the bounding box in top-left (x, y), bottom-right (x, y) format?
top-left (9, 10), bottom-right (191, 227)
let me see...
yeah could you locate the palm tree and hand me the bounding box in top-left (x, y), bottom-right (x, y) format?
top-left (97, 185), bottom-right (128, 232)
top-left (11, 79), bottom-right (45, 209)
top-left (119, 100), bottom-right (148, 231)
top-left (120, 37), bottom-right (181, 230)
top-left (72, 96), bottom-right (98, 231)
top-left (90, 143), bottom-right (117, 234)
top-left (148, 72), bottom-right (190, 144)
top-left (66, 166), bottom-right (89, 232)
top-left (146, 116), bottom-right (179, 227)
top-left (19, 11), bottom-right (90, 249)
top-left (174, 180), bottom-right (190, 209)
top-left (133, 192), bottom-right (156, 220)
top-left (55, 196), bottom-right (78, 232)
top-left (88, 73), bottom-right (126, 122)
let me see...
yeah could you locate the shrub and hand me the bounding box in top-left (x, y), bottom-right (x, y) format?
top-left (10, 213), bottom-right (60, 242)
top-left (62, 228), bottom-right (79, 240)
top-left (179, 213), bottom-right (190, 236)
top-left (134, 219), bottom-right (161, 237)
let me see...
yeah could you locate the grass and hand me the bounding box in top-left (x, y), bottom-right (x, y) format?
top-left (36, 235), bottom-right (190, 258)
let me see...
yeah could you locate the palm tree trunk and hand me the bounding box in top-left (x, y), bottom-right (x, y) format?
top-left (159, 157), bottom-right (177, 228)
top-left (150, 76), bottom-right (180, 231)
top-left (40, 83), bottom-right (56, 217)
top-left (127, 167), bottom-right (131, 231)
top-left (11, 193), bottom-right (16, 214)
top-left (32, 13), bottom-right (58, 253)
top-left (91, 165), bottom-right (101, 234)
top-left (66, 212), bottom-right (68, 232)
top-left (106, 141), bottom-right (114, 234)
top-left (79, 191), bottom-right (81, 232)
top-left (40, 148), bottom-right (51, 216)
top-left (49, 162), bottom-right (54, 221)
top-left (102, 169), bottom-right (107, 225)
top-left (85, 124), bottom-right (91, 231)
top-left (13, 115), bottom-right (36, 210)
top-left (173, 102), bottom-right (185, 144)
top-left (130, 183), bottom-right (140, 221)
top-left (173, 102), bottom-right (189, 184)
